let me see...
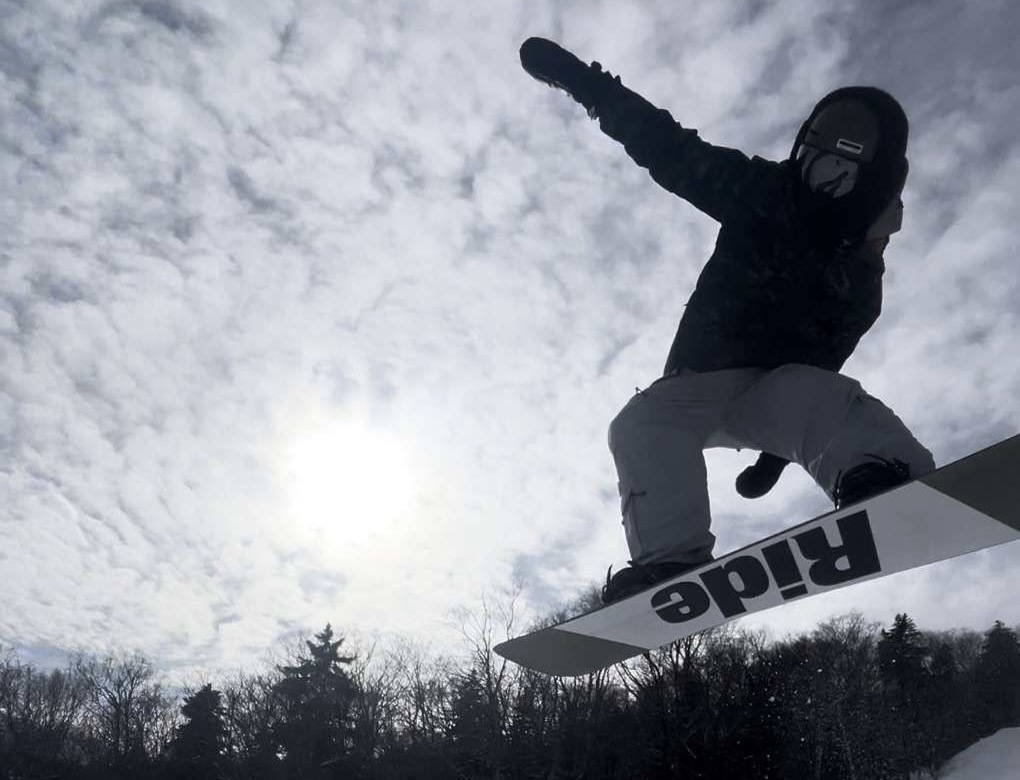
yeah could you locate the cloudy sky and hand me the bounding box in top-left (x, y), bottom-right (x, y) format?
top-left (2, 0), bottom-right (1019, 673)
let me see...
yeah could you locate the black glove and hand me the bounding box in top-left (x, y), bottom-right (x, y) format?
top-left (519, 37), bottom-right (619, 116)
top-left (736, 453), bottom-right (791, 498)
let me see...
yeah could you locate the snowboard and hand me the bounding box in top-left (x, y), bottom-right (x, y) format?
top-left (495, 434), bottom-right (1020, 676)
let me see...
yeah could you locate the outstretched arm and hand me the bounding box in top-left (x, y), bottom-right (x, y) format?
top-left (519, 37), bottom-right (760, 223)
top-left (522, 38), bottom-right (788, 497)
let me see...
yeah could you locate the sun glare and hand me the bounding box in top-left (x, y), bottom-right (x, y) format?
top-left (285, 421), bottom-right (417, 534)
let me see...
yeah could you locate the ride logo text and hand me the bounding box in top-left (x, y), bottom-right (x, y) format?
top-left (651, 511), bottom-right (882, 623)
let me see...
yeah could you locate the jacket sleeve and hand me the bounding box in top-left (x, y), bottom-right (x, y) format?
top-left (595, 81), bottom-right (762, 222)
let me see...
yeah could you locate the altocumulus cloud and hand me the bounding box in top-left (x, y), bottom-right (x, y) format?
top-left (1, 0), bottom-right (1018, 671)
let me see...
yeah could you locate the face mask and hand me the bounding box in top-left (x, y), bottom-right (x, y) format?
top-left (796, 145), bottom-right (861, 198)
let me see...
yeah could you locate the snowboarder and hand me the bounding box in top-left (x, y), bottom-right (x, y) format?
top-left (518, 37), bottom-right (936, 603)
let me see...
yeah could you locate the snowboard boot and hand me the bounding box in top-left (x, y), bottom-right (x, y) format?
top-left (833, 456), bottom-right (911, 509)
top-left (601, 559), bottom-right (709, 605)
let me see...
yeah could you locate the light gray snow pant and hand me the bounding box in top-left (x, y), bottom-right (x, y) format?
top-left (608, 364), bottom-right (935, 565)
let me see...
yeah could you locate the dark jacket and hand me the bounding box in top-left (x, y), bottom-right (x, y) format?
top-left (596, 85), bottom-right (884, 376)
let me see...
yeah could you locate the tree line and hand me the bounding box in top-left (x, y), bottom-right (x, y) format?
top-left (2, 604), bottom-right (1019, 780)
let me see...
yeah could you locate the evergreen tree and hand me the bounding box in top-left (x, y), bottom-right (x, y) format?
top-left (167, 684), bottom-right (228, 779)
top-left (974, 620), bottom-right (1020, 734)
top-left (273, 624), bottom-right (358, 779)
top-left (877, 613), bottom-right (929, 774)
top-left (878, 614), bottom-right (928, 698)
top-left (920, 640), bottom-right (965, 771)
top-left (447, 668), bottom-right (493, 778)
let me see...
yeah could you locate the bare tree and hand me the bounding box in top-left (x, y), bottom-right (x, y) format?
top-left (75, 652), bottom-right (177, 767)
top-left (389, 638), bottom-right (454, 748)
top-left (347, 635), bottom-right (404, 767)
top-left (450, 589), bottom-right (524, 780)
top-left (0, 651), bottom-right (89, 775)
top-left (774, 613), bottom-right (883, 780)
top-left (220, 669), bottom-right (285, 777)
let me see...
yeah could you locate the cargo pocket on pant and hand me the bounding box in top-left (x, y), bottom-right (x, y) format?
top-left (618, 480), bottom-right (647, 559)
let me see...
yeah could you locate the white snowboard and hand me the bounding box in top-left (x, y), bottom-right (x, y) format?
top-left (495, 435), bottom-right (1020, 676)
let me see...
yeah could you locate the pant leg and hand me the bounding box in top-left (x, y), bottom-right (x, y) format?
top-left (720, 364), bottom-right (935, 501)
top-left (608, 369), bottom-right (763, 565)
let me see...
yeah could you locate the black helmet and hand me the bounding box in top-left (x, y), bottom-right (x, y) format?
top-left (791, 86), bottom-right (909, 241)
